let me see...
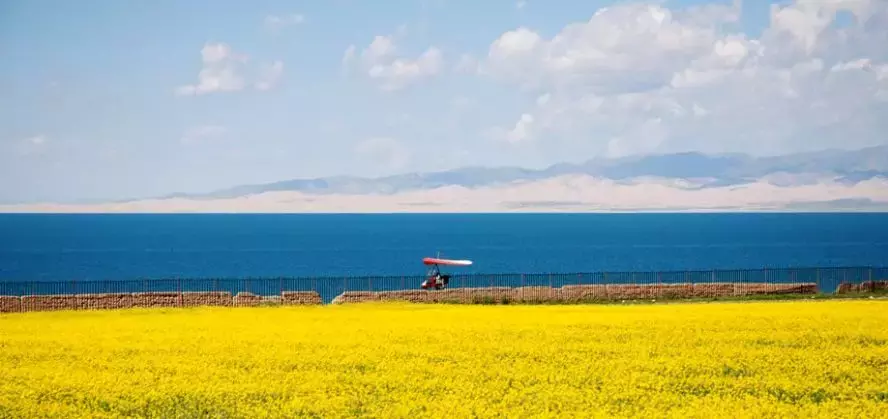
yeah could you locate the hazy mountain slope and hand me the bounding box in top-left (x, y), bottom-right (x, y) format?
top-left (5, 174), bottom-right (888, 213)
top-left (159, 145), bottom-right (888, 200)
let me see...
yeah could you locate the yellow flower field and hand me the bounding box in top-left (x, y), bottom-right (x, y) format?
top-left (1, 300), bottom-right (887, 418)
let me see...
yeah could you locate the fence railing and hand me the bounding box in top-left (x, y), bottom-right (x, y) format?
top-left (1, 266), bottom-right (886, 313)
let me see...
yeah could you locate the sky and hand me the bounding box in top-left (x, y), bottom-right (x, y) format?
top-left (1, 0), bottom-right (887, 204)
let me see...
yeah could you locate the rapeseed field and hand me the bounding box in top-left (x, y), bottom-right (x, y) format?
top-left (1, 300), bottom-right (886, 418)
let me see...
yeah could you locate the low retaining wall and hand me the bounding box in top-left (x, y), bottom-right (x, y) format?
top-left (0, 291), bottom-right (323, 313)
top-left (836, 280), bottom-right (888, 294)
top-left (331, 282), bottom-right (820, 304)
top-left (0, 296), bottom-right (21, 313)
top-left (5, 280), bottom-right (877, 312)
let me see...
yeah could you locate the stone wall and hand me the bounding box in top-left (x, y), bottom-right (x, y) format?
top-left (835, 280), bottom-right (888, 294)
top-left (331, 282), bottom-right (819, 304)
top-left (0, 290), bottom-right (324, 313)
top-left (6, 280), bottom-right (872, 313)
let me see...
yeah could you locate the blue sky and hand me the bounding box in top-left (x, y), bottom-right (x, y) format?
top-left (2, 0), bottom-right (887, 204)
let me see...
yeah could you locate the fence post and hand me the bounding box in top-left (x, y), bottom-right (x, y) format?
top-left (763, 268), bottom-right (768, 293)
top-left (657, 271), bottom-right (662, 299)
top-left (709, 270), bottom-right (715, 298)
top-left (816, 268), bottom-right (821, 293)
top-left (27, 281), bottom-right (33, 312)
top-left (177, 278), bottom-right (182, 307)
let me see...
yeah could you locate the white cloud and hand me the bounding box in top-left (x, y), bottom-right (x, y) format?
top-left (506, 113), bottom-right (534, 143)
top-left (344, 30), bottom-right (443, 91)
top-left (368, 48), bottom-right (443, 92)
top-left (181, 125), bottom-right (227, 144)
top-left (364, 35), bottom-right (397, 62)
top-left (176, 43), bottom-right (249, 96)
top-left (263, 13), bottom-right (305, 30)
top-left (477, 0), bottom-right (888, 158)
top-left (176, 43), bottom-right (284, 95)
top-left (340, 45), bottom-right (357, 76)
top-left (255, 60), bottom-right (284, 90)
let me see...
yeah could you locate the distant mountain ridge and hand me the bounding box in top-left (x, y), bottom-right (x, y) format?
top-left (157, 145), bottom-right (888, 200)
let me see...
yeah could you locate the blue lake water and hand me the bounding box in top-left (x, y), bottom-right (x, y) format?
top-left (1, 213), bottom-right (886, 302)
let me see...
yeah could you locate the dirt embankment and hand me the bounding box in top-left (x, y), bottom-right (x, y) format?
top-left (7, 280), bottom-right (876, 312)
top-left (836, 280), bottom-right (888, 294)
top-left (0, 291), bottom-right (322, 313)
top-left (331, 282), bottom-right (819, 304)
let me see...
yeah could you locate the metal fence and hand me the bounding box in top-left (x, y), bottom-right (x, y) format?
top-left (1, 266), bottom-right (886, 308)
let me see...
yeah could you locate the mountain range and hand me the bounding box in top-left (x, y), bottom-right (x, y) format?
top-left (4, 145), bottom-right (888, 212)
top-left (157, 145), bottom-right (888, 200)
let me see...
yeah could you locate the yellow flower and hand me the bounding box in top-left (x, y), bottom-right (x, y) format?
top-left (1, 300), bottom-right (886, 418)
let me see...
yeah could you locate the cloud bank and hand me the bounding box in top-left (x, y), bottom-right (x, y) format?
top-left (175, 43), bottom-right (284, 95)
top-left (342, 29), bottom-right (444, 91)
top-left (474, 0), bottom-right (888, 158)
